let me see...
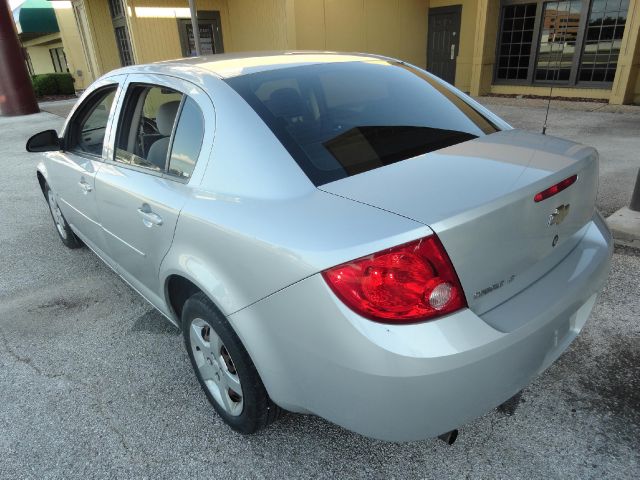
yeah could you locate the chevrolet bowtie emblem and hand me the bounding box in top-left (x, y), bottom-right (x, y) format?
top-left (548, 204), bottom-right (570, 226)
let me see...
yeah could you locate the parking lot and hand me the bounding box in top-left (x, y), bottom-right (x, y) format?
top-left (1, 98), bottom-right (639, 479)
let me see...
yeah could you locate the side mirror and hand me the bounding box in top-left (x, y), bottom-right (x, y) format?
top-left (26, 130), bottom-right (62, 153)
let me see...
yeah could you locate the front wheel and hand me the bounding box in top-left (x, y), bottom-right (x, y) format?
top-left (45, 184), bottom-right (82, 249)
top-left (182, 292), bottom-right (282, 433)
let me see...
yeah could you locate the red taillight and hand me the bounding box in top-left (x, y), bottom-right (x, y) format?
top-left (322, 235), bottom-right (467, 324)
top-left (534, 174), bottom-right (577, 202)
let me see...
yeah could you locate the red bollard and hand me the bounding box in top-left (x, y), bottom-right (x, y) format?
top-left (0, 0), bottom-right (39, 116)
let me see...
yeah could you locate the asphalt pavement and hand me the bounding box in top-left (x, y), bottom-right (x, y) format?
top-left (0, 98), bottom-right (638, 479)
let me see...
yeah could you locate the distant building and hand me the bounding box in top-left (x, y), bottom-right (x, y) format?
top-left (49, 0), bottom-right (640, 104)
top-left (12, 0), bottom-right (70, 76)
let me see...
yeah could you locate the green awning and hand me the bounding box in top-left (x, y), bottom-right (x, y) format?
top-left (12, 0), bottom-right (59, 35)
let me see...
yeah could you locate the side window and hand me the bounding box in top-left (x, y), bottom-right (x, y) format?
top-left (167, 97), bottom-right (204, 180)
top-left (115, 85), bottom-right (183, 172)
top-left (68, 87), bottom-right (117, 156)
top-left (114, 83), bottom-right (205, 180)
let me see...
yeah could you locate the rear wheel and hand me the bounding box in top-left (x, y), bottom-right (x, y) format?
top-left (45, 184), bottom-right (82, 249)
top-left (182, 292), bottom-right (282, 433)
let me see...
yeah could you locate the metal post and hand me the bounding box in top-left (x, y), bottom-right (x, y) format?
top-left (0, 0), bottom-right (39, 116)
top-left (630, 169), bottom-right (640, 212)
top-left (188, 0), bottom-right (201, 56)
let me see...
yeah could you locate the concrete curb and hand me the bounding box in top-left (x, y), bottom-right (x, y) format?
top-left (606, 207), bottom-right (640, 249)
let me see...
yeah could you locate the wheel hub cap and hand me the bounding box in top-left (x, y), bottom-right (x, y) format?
top-left (47, 190), bottom-right (67, 239)
top-left (190, 319), bottom-right (244, 416)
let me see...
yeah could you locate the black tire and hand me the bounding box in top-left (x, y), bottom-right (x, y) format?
top-left (44, 183), bottom-right (82, 249)
top-left (182, 292), bottom-right (283, 434)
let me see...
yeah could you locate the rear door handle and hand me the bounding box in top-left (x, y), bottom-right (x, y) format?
top-left (78, 179), bottom-right (92, 193)
top-left (137, 205), bottom-right (163, 227)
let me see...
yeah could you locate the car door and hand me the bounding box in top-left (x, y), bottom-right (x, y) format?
top-left (95, 74), bottom-right (213, 306)
top-left (45, 76), bottom-right (125, 255)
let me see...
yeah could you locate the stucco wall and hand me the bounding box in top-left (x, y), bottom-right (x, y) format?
top-left (610, 0), bottom-right (640, 104)
top-left (125, 0), bottom-right (295, 63)
top-left (26, 44), bottom-right (58, 75)
top-left (294, 0), bottom-right (429, 68)
top-left (83, 0), bottom-right (121, 74)
top-left (52, 2), bottom-right (92, 89)
top-left (227, 0), bottom-right (292, 51)
top-left (125, 0), bottom-right (234, 64)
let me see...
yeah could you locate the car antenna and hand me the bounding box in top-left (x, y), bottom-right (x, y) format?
top-left (542, 86), bottom-right (553, 135)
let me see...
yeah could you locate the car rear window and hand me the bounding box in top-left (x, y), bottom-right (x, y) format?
top-left (225, 61), bottom-right (499, 186)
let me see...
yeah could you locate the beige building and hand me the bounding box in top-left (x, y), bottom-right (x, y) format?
top-left (12, 0), bottom-right (70, 76)
top-left (22, 33), bottom-right (68, 75)
top-left (51, 0), bottom-right (640, 104)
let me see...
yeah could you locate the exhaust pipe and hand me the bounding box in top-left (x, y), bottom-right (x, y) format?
top-left (437, 429), bottom-right (458, 445)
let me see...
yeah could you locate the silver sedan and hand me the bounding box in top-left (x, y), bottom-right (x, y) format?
top-left (27, 52), bottom-right (612, 442)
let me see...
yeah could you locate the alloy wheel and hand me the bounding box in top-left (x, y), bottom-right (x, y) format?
top-left (47, 189), bottom-right (68, 239)
top-left (189, 318), bottom-right (244, 416)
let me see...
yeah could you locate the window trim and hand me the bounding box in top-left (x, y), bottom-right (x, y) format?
top-left (493, 0), bottom-right (628, 89)
top-left (65, 84), bottom-right (119, 160)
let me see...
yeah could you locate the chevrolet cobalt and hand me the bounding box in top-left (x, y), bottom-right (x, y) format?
top-left (27, 52), bottom-right (612, 442)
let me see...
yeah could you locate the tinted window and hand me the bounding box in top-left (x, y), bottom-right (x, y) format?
top-left (114, 85), bottom-right (183, 172)
top-left (168, 96), bottom-right (204, 180)
top-left (69, 87), bottom-right (116, 155)
top-left (226, 61), bottom-right (498, 185)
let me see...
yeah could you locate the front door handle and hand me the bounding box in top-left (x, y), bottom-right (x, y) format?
top-left (137, 204), bottom-right (163, 227)
top-left (78, 179), bottom-right (92, 193)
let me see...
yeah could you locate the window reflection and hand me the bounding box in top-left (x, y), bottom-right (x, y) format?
top-left (579, 0), bottom-right (628, 83)
top-left (496, 0), bottom-right (629, 86)
top-left (534, 0), bottom-right (583, 82)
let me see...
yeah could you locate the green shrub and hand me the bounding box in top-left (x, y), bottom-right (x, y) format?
top-left (32, 74), bottom-right (58, 96)
top-left (53, 73), bottom-right (75, 95)
top-left (31, 73), bottom-right (76, 97)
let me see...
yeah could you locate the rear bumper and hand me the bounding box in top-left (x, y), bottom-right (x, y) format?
top-left (230, 213), bottom-right (613, 441)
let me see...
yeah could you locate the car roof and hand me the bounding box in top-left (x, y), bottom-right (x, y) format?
top-left (130, 51), bottom-right (399, 79)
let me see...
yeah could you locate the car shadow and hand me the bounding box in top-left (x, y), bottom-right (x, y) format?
top-left (129, 309), bottom-right (180, 336)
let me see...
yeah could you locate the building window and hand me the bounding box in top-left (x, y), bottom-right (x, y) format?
top-left (495, 0), bottom-right (630, 87)
top-left (114, 26), bottom-right (133, 66)
top-left (49, 47), bottom-right (69, 73)
top-left (535, 1), bottom-right (583, 82)
top-left (177, 11), bottom-right (224, 57)
top-left (578, 0), bottom-right (628, 82)
top-left (108, 0), bottom-right (124, 18)
top-left (25, 51), bottom-right (34, 75)
top-left (496, 3), bottom-right (538, 81)
top-left (109, 0), bottom-right (134, 66)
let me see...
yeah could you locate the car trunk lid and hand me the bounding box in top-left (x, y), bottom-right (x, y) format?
top-left (319, 129), bottom-right (599, 318)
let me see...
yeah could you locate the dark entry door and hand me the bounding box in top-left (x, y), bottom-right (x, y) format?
top-left (427, 6), bottom-right (461, 84)
top-left (178, 11), bottom-right (224, 56)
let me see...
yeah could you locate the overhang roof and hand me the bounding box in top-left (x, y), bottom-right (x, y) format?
top-left (12, 0), bottom-right (59, 35)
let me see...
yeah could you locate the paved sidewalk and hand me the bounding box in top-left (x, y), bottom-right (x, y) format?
top-left (38, 98), bottom-right (78, 118)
